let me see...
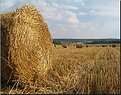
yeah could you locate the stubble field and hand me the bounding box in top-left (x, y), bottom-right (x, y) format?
top-left (1, 44), bottom-right (120, 94)
top-left (49, 45), bottom-right (120, 94)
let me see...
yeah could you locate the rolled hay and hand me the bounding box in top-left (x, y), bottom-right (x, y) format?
top-left (112, 44), bottom-right (116, 47)
top-left (101, 45), bottom-right (107, 47)
top-left (109, 45), bottom-right (112, 47)
top-left (76, 44), bottom-right (83, 48)
top-left (1, 5), bottom-right (53, 88)
top-left (86, 45), bottom-right (88, 47)
top-left (62, 44), bottom-right (68, 48)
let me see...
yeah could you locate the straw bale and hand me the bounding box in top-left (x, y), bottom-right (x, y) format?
top-left (102, 45), bottom-right (107, 47)
top-left (62, 44), bottom-right (68, 48)
top-left (86, 45), bottom-right (88, 47)
top-left (76, 44), bottom-right (83, 48)
top-left (1, 5), bottom-right (53, 87)
top-left (112, 44), bottom-right (116, 47)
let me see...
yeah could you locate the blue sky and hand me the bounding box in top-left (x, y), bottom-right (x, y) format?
top-left (0, 0), bottom-right (120, 39)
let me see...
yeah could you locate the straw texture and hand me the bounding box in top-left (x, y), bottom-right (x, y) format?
top-left (1, 5), bottom-right (53, 87)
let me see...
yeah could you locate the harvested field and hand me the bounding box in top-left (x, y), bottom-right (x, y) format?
top-left (1, 46), bottom-right (120, 94)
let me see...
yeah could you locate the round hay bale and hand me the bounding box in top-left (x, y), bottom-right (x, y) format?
top-left (62, 44), bottom-right (68, 48)
top-left (102, 45), bottom-right (107, 47)
top-left (1, 5), bottom-right (53, 87)
top-left (109, 45), bottom-right (112, 47)
top-left (86, 45), bottom-right (88, 47)
top-left (112, 44), bottom-right (116, 47)
top-left (76, 44), bottom-right (83, 48)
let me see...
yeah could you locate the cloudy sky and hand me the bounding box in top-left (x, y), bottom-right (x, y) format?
top-left (0, 0), bottom-right (120, 39)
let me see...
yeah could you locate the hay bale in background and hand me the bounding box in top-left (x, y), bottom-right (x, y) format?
top-left (86, 45), bottom-right (88, 47)
top-left (62, 44), bottom-right (68, 48)
top-left (112, 44), bottom-right (116, 47)
top-left (1, 5), bottom-right (53, 87)
top-left (76, 44), bottom-right (83, 48)
top-left (102, 45), bottom-right (107, 47)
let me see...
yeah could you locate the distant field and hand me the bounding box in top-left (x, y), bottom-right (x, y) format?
top-left (53, 43), bottom-right (120, 48)
top-left (53, 39), bottom-right (120, 45)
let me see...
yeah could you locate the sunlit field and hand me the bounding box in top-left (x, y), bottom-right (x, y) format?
top-left (1, 44), bottom-right (120, 94)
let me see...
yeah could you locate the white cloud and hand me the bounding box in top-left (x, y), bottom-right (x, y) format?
top-left (31, 0), bottom-right (48, 7)
top-left (43, 11), bottom-right (62, 21)
top-left (36, 2), bottom-right (79, 25)
top-left (50, 22), bottom-right (98, 39)
top-left (0, 0), bottom-right (15, 9)
top-left (66, 0), bottom-right (85, 5)
top-left (62, 5), bottom-right (78, 10)
top-left (64, 11), bottom-right (79, 24)
top-left (51, 2), bottom-right (78, 11)
top-left (90, 8), bottom-right (119, 17)
top-left (88, 0), bottom-right (119, 17)
top-left (45, 10), bottom-right (81, 29)
top-left (78, 12), bottom-right (87, 16)
top-left (78, 7), bottom-right (119, 17)
top-left (90, 10), bottom-right (102, 16)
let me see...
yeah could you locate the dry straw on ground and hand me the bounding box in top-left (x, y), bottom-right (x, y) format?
top-left (1, 5), bottom-right (53, 88)
top-left (92, 47), bottom-right (120, 94)
top-left (79, 47), bottom-right (120, 94)
top-left (50, 47), bottom-right (120, 94)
